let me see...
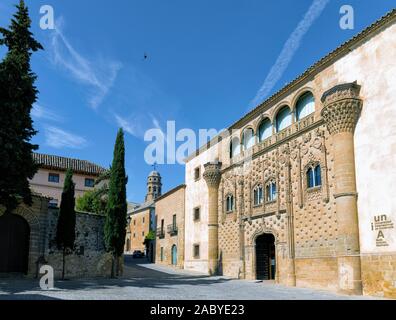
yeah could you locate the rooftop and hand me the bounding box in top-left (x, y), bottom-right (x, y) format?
top-left (33, 153), bottom-right (108, 176)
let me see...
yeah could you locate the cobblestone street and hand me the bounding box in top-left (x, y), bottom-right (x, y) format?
top-left (0, 256), bottom-right (381, 300)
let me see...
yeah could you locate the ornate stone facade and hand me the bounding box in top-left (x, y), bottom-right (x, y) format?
top-left (184, 9), bottom-right (396, 298)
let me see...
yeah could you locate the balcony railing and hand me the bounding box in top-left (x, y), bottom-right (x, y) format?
top-left (156, 228), bottom-right (165, 239)
top-left (167, 224), bottom-right (178, 236)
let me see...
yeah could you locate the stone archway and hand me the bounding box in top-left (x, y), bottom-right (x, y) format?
top-left (0, 214), bottom-right (30, 274)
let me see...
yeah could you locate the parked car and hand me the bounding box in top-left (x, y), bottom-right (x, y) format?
top-left (132, 250), bottom-right (144, 259)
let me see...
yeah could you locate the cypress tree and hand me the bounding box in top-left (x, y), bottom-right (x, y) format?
top-left (0, 0), bottom-right (43, 214)
top-left (56, 169), bottom-right (76, 280)
top-left (104, 129), bottom-right (127, 278)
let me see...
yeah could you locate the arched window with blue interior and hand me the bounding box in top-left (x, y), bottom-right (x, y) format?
top-left (276, 106), bottom-right (292, 132)
top-left (266, 180), bottom-right (277, 202)
top-left (307, 164), bottom-right (322, 188)
top-left (226, 194), bottom-right (234, 212)
top-left (253, 184), bottom-right (263, 206)
top-left (258, 118), bottom-right (272, 142)
top-left (229, 137), bottom-right (241, 158)
top-left (296, 92), bottom-right (315, 121)
top-left (242, 128), bottom-right (255, 150)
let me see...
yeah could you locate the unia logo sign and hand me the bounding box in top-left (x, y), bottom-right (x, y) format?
top-left (371, 214), bottom-right (394, 248)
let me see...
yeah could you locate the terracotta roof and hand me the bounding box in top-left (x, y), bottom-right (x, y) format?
top-left (185, 8), bottom-right (396, 162)
top-left (33, 153), bottom-right (108, 176)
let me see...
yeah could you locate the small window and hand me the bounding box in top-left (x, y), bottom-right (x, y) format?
top-left (160, 247), bottom-right (164, 261)
top-left (153, 186), bottom-right (157, 193)
top-left (226, 195), bottom-right (234, 212)
top-left (133, 233), bottom-right (136, 238)
top-left (84, 178), bottom-right (95, 188)
top-left (266, 181), bottom-right (277, 202)
top-left (142, 231), bottom-right (145, 237)
top-left (307, 165), bottom-right (322, 188)
top-left (193, 207), bottom-right (200, 221)
top-left (133, 220), bottom-right (136, 226)
top-left (48, 199), bottom-right (58, 208)
top-left (194, 167), bottom-right (201, 181)
top-left (143, 217), bottom-right (145, 223)
top-left (253, 185), bottom-right (264, 206)
top-left (161, 219), bottom-right (164, 232)
top-left (193, 244), bottom-right (200, 259)
top-left (173, 214), bottom-right (177, 227)
top-left (48, 173), bottom-right (60, 183)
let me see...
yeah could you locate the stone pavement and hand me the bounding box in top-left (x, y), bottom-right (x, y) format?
top-left (0, 257), bottom-right (383, 300)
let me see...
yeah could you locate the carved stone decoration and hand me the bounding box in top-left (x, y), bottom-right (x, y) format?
top-left (321, 82), bottom-right (363, 135)
top-left (203, 162), bottom-right (222, 188)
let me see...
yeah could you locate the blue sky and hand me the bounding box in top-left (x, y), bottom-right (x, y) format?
top-left (0, 0), bottom-right (394, 203)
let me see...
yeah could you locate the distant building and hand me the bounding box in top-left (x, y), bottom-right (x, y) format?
top-left (29, 153), bottom-right (108, 207)
top-left (155, 184), bottom-right (185, 268)
top-left (125, 170), bottom-right (162, 258)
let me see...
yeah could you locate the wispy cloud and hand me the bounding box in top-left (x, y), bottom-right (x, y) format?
top-left (32, 104), bottom-right (63, 122)
top-left (49, 17), bottom-right (122, 109)
top-left (114, 114), bottom-right (141, 137)
top-left (45, 126), bottom-right (88, 149)
top-left (250, 0), bottom-right (329, 109)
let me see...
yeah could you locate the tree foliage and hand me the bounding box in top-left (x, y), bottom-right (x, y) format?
top-left (76, 189), bottom-right (107, 215)
top-left (0, 0), bottom-right (43, 213)
top-left (104, 129), bottom-right (127, 276)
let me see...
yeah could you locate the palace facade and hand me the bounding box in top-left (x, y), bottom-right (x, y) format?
top-left (184, 10), bottom-right (396, 298)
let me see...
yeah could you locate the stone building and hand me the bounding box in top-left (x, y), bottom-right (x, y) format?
top-left (155, 184), bottom-right (185, 268)
top-left (125, 170), bottom-right (161, 257)
top-left (184, 10), bottom-right (396, 298)
top-left (30, 153), bottom-right (108, 207)
top-left (0, 195), bottom-right (111, 278)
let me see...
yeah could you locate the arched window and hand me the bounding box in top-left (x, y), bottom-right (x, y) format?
top-left (253, 185), bottom-right (263, 206)
top-left (276, 106), bottom-right (292, 132)
top-left (266, 181), bottom-right (277, 202)
top-left (258, 118), bottom-right (272, 142)
top-left (242, 128), bottom-right (255, 150)
top-left (226, 195), bottom-right (234, 212)
top-left (296, 92), bottom-right (315, 121)
top-left (230, 137), bottom-right (241, 158)
top-left (307, 164), bottom-right (322, 188)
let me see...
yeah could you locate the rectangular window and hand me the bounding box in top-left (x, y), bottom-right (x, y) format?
top-left (142, 231), bottom-right (145, 237)
top-left (143, 217), bottom-right (145, 223)
top-left (194, 166), bottom-right (201, 181)
top-left (193, 207), bottom-right (200, 221)
top-left (48, 199), bottom-right (58, 208)
top-left (193, 244), bottom-right (200, 259)
top-left (134, 220), bottom-right (136, 226)
top-left (85, 178), bottom-right (95, 188)
top-left (161, 219), bottom-right (164, 232)
top-left (172, 214), bottom-right (177, 228)
top-left (133, 233), bottom-right (135, 238)
top-left (160, 247), bottom-right (164, 261)
top-left (48, 173), bottom-right (60, 183)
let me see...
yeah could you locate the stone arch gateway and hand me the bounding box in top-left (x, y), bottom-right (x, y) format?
top-left (0, 213), bottom-right (30, 274)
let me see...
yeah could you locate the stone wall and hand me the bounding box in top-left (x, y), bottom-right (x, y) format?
top-left (44, 209), bottom-right (112, 279)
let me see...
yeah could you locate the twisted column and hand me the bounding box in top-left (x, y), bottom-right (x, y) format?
top-left (321, 82), bottom-right (363, 295)
top-left (203, 162), bottom-right (222, 275)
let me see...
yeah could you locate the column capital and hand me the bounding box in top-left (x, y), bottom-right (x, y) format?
top-left (321, 82), bottom-right (363, 135)
top-left (203, 162), bottom-right (222, 188)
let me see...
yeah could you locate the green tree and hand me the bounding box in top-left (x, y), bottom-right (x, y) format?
top-left (0, 0), bottom-right (43, 214)
top-left (76, 189), bottom-right (107, 215)
top-left (104, 129), bottom-right (127, 278)
top-left (56, 169), bottom-right (76, 280)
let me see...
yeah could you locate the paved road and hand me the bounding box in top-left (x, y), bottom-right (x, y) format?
top-left (0, 256), bottom-right (380, 300)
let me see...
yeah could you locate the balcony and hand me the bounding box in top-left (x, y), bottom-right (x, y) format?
top-left (167, 224), bottom-right (178, 236)
top-left (156, 228), bottom-right (165, 239)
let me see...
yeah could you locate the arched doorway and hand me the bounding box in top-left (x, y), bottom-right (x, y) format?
top-left (0, 214), bottom-right (30, 274)
top-left (255, 233), bottom-right (276, 280)
top-left (171, 245), bottom-right (177, 266)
